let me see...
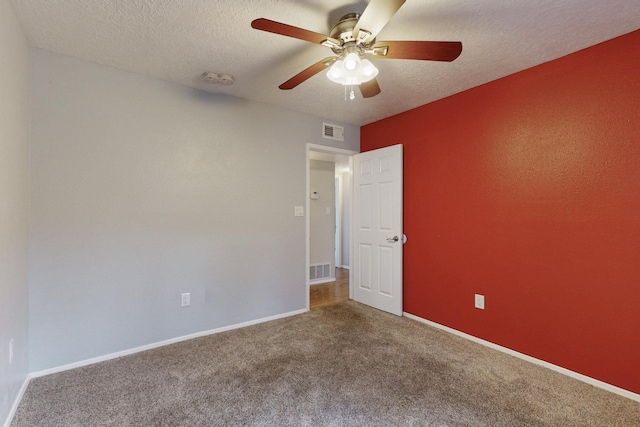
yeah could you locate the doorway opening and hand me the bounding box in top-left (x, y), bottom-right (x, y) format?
top-left (306, 144), bottom-right (356, 310)
top-left (310, 267), bottom-right (349, 309)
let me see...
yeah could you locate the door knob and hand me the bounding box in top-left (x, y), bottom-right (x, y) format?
top-left (387, 236), bottom-right (399, 243)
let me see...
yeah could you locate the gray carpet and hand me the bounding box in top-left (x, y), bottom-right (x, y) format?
top-left (12, 301), bottom-right (640, 426)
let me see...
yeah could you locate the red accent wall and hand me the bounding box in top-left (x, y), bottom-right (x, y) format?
top-left (361, 30), bottom-right (640, 394)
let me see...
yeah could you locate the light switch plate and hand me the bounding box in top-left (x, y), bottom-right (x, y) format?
top-left (294, 206), bottom-right (304, 217)
top-left (181, 293), bottom-right (190, 307)
top-left (475, 294), bottom-right (485, 310)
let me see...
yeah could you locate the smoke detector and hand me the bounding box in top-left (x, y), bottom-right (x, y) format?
top-left (202, 72), bottom-right (235, 86)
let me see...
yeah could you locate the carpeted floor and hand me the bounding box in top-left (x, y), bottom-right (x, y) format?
top-left (12, 301), bottom-right (640, 426)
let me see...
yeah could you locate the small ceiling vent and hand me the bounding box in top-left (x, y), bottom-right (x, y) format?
top-left (202, 71), bottom-right (235, 86)
top-left (323, 123), bottom-right (344, 141)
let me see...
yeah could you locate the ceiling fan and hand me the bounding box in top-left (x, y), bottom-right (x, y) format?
top-left (251, 0), bottom-right (462, 99)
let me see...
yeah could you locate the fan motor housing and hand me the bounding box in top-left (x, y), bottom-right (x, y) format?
top-left (329, 13), bottom-right (360, 47)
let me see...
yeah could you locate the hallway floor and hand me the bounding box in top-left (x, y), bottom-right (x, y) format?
top-left (310, 268), bottom-right (349, 309)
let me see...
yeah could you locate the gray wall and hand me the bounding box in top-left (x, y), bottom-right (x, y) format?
top-left (29, 49), bottom-right (359, 372)
top-left (309, 160), bottom-right (336, 277)
top-left (0, 0), bottom-right (30, 424)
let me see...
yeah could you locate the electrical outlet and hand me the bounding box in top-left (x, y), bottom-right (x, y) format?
top-left (181, 293), bottom-right (191, 307)
top-left (9, 338), bottom-right (14, 364)
top-left (475, 294), bottom-right (485, 310)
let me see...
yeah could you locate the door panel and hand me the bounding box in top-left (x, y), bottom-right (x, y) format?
top-left (359, 244), bottom-right (373, 290)
top-left (352, 144), bottom-right (403, 316)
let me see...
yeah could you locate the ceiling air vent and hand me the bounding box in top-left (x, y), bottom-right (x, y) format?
top-left (323, 123), bottom-right (344, 142)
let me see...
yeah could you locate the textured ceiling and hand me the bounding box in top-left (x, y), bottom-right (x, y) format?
top-left (11, 0), bottom-right (640, 126)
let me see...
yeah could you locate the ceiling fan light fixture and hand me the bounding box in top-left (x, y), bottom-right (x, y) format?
top-left (361, 59), bottom-right (378, 78)
top-left (326, 53), bottom-right (378, 86)
top-left (344, 52), bottom-right (359, 71)
top-left (328, 60), bottom-right (344, 80)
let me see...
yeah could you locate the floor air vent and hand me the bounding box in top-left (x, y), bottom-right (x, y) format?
top-left (310, 263), bottom-right (332, 281)
top-left (323, 123), bottom-right (344, 141)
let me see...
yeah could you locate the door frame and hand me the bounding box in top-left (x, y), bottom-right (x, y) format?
top-left (335, 176), bottom-right (342, 269)
top-left (306, 143), bottom-right (358, 311)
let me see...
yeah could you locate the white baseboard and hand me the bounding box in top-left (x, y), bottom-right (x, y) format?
top-left (3, 376), bottom-right (30, 427)
top-left (30, 308), bottom-right (307, 379)
top-left (309, 278), bottom-right (335, 285)
top-left (404, 312), bottom-right (640, 403)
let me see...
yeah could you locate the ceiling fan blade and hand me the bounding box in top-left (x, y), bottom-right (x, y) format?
top-left (279, 57), bottom-right (337, 90)
top-left (371, 41), bottom-right (462, 61)
top-left (352, 0), bottom-right (406, 42)
top-left (251, 18), bottom-right (339, 46)
top-left (359, 79), bottom-right (381, 98)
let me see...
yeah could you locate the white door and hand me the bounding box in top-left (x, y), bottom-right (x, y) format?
top-left (352, 144), bottom-right (403, 316)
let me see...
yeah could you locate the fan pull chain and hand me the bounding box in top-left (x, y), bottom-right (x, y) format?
top-left (344, 85), bottom-right (356, 101)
